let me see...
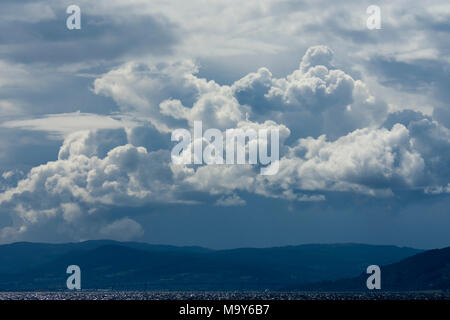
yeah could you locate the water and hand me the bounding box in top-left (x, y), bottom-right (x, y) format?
top-left (0, 291), bottom-right (449, 300)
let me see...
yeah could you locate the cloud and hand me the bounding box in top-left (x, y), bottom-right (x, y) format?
top-left (0, 100), bottom-right (23, 118)
top-left (0, 2), bottom-right (56, 23)
top-left (93, 46), bottom-right (388, 141)
top-left (93, 60), bottom-right (203, 131)
top-left (233, 46), bottom-right (388, 139)
top-left (0, 60), bottom-right (33, 88)
top-left (99, 217), bottom-right (144, 241)
top-left (180, 123), bottom-right (428, 199)
top-left (57, 128), bottom-right (128, 159)
top-left (406, 118), bottom-right (450, 187)
top-left (0, 169), bottom-right (24, 193)
top-left (299, 46), bottom-right (335, 72)
top-left (2, 112), bottom-right (138, 138)
top-left (274, 124), bottom-right (425, 196)
top-left (0, 131), bottom-right (180, 241)
top-left (0, 44), bottom-right (449, 243)
top-left (215, 194), bottom-right (246, 207)
top-left (0, 1), bottom-right (179, 65)
top-left (425, 184), bottom-right (450, 194)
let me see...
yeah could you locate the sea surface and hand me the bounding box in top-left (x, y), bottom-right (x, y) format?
top-left (0, 291), bottom-right (449, 300)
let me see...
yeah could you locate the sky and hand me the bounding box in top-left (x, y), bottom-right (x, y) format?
top-left (0, 0), bottom-right (449, 249)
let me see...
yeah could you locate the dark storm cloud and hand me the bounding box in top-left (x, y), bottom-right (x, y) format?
top-left (369, 56), bottom-right (450, 127)
top-left (369, 57), bottom-right (450, 98)
top-left (0, 127), bottom-right (60, 172)
top-left (383, 110), bottom-right (431, 130)
top-left (0, 10), bottom-right (180, 65)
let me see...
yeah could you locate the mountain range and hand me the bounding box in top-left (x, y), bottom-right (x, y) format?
top-left (289, 246), bottom-right (450, 291)
top-left (0, 241), bottom-right (428, 291)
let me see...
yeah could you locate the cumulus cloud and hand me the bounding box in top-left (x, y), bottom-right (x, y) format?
top-left (0, 130), bottom-right (180, 241)
top-left (99, 217), bottom-right (144, 241)
top-left (407, 118), bottom-right (450, 187)
top-left (425, 184), bottom-right (450, 194)
top-left (299, 46), bottom-right (335, 73)
top-left (94, 60), bottom-right (202, 131)
top-left (0, 44), bottom-right (449, 243)
top-left (270, 124), bottom-right (425, 196)
top-left (94, 59), bottom-right (250, 131)
top-left (0, 169), bottom-right (24, 193)
top-left (233, 46), bottom-right (388, 139)
top-left (179, 123), bottom-right (429, 199)
top-left (93, 46), bottom-right (387, 140)
top-left (0, 0), bottom-right (449, 247)
top-left (215, 194), bottom-right (247, 207)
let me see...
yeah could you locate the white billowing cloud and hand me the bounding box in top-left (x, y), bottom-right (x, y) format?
top-left (99, 217), bottom-right (144, 241)
top-left (93, 60), bottom-right (203, 131)
top-left (233, 46), bottom-right (388, 138)
top-left (58, 129), bottom-right (128, 160)
top-left (181, 124), bottom-right (426, 199)
top-left (425, 184), bottom-right (450, 194)
top-left (61, 203), bottom-right (83, 223)
top-left (0, 44), bottom-right (449, 242)
top-left (93, 60), bottom-right (200, 115)
top-left (299, 46), bottom-right (335, 73)
top-left (0, 118), bottom-right (292, 241)
top-left (2, 171), bottom-right (17, 180)
top-left (160, 93), bottom-right (247, 131)
top-left (94, 46), bottom-right (387, 139)
top-left (215, 194), bottom-right (246, 207)
top-left (0, 170), bottom-right (23, 193)
top-left (183, 164), bottom-right (255, 195)
top-left (0, 130), bottom-right (179, 241)
top-left (183, 158), bottom-right (328, 202)
top-left (406, 118), bottom-right (450, 187)
top-left (0, 116), bottom-right (446, 241)
top-left (268, 124), bottom-right (425, 196)
top-left (94, 59), bottom-right (249, 131)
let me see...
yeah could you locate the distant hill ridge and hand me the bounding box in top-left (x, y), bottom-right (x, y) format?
top-left (287, 246), bottom-right (450, 291)
top-left (0, 241), bottom-right (423, 291)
